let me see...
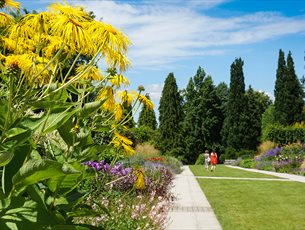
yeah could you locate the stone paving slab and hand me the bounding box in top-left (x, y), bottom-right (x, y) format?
top-left (167, 166), bottom-right (222, 230)
top-left (227, 165), bottom-right (305, 183)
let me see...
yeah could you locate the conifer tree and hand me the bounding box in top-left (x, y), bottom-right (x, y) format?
top-left (274, 49), bottom-right (288, 125)
top-left (138, 94), bottom-right (157, 130)
top-left (274, 50), bottom-right (304, 125)
top-left (222, 58), bottom-right (247, 150)
top-left (182, 67), bottom-right (223, 163)
top-left (158, 73), bottom-right (184, 156)
top-left (286, 51), bottom-right (304, 124)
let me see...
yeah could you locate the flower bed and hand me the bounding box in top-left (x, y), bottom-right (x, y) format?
top-left (78, 159), bottom-right (176, 229)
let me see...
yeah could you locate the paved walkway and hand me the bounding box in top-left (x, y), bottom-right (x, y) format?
top-left (227, 165), bottom-right (305, 183)
top-left (167, 166), bottom-right (222, 230)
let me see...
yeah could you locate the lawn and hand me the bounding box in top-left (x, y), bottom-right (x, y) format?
top-left (189, 165), bottom-right (281, 178)
top-left (191, 166), bottom-right (305, 230)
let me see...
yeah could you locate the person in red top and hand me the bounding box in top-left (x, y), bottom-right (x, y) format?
top-left (210, 151), bottom-right (218, 172)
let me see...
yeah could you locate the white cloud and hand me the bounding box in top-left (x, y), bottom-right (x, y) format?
top-left (144, 83), bottom-right (164, 100)
top-left (69, 1), bottom-right (305, 69)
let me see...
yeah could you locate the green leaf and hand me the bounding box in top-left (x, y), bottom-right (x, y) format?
top-left (0, 151), bottom-right (14, 167)
top-left (47, 163), bottom-right (82, 194)
top-left (5, 129), bottom-right (32, 145)
top-left (42, 110), bottom-right (75, 135)
top-left (67, 208), bottom-right (100, 218)
top-left (12, 159), bottom-right (66, 195)
top-left (3, 144), bottom-right (31, 195)
top-left (78, 100), bottom-right (105, 119)
top-left (52, 225), bottom-right (91, 230)
top-left (29, 101), bottom-right (77, 110)
top-left (57, 119), bottom-right (74, 147)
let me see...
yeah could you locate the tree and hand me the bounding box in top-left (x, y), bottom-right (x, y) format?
top-left (243, 87), bottom-right (270, 150)
top-left (274, 50), bottom-right (303, 125)
top-left (182, 67), bottom-right (223, 163)
top-left (222, 58), bottom-right (247, 150)
top-left (158, 73), bottom-right (184, 156)
top-left (286, 51), bottom-right (304, 124)
top-left (138, 94), bottom-right (157, 130)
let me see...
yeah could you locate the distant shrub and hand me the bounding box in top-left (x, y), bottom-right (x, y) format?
top-left (257, 141), bottom-right (277, 155)
top-left (238, 158), bottom-right (256, 168)
top-left (135, 143), bottom-right (160, 158)
top-left (237, 149), bottom-right (256, 158)
top-left (195, 154), bottom-right (205, 165)
top-left (265, 124), bottom-right (305, 145)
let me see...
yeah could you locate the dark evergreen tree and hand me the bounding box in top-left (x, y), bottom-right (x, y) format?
top-left (200, 76), bottom-right (223, 150)
top-left (182, 67), bottom-right (223, 163)
top-left (274, 49), bottom-right (288, 124)
top-left (182, 67), bottom-right (206, 163)
top-left (243, 87), bottom-right (270, 150)
top-left (222, 58), bottom-right (247, 150)
top-left (274, 50), bottom-right (304, 125)
top-left (138, 94), bottom-right (157, 130)
top-left (158, 73), bottom-right (184, 156)
top-left (285, 51), bottom-right (304, 124)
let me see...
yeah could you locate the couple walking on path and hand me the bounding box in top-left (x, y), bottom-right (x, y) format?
top-left (204, 150), bottom-right (218, 172)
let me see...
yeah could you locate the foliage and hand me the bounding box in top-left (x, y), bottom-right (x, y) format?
top-left (261, 105), bottom-right (276, 141)
top-left (237, 158), bottom-right (256, 168)
top-left (264, 124), bottom-right (305, 145)
top-left (158, 73), bottom-right (184, 157)
top-left (274, 50), bottom-right (304, 125)
top-left (257, 141), bottom-right (277, 155)
top-left (138, 94), bottom-right (157, 130)
top-left (182, 67), bottom-right (223, 163)
top-left (222, 58), bottom-right (247, 150)
top-left (132, 126), bottom-right (160, 145)
top-left (195, 154), bottom-right (205, 165)
top-left (0, 1), bottom-right (153, 228)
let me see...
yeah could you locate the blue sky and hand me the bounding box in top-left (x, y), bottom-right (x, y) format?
top-left (18, 0), bottom-right (305, 119)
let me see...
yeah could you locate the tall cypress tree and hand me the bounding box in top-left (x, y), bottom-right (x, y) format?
top-left (182, 67), bottom-right (206, 163)
top-left (158, 73), bottom-right (183, 156)
top-left (243, 87), bottom-right (266, 150)
top-left (274, 50), bottom-right (304, 125)
top-left (274, 49), bottom-right (288, 125)
top-left (182, 67), bottom-right (223, 163)
top-left (222, 58), bottom-right (247, 150)
top-left (286, 51), bottom-right (304, 124)
top-left (138, 94), bottom-right (157, 130)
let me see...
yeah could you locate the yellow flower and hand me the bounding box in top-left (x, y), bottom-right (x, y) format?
top-left (5, 54), bottom-right (51, 84)
top-left (76, 64), bottom-right (104, 81)
top-left (114, 104), bottom-right (123, 121)
top-left (138, 94), bottom-right (154, 110)
top-left (48, 2), bottom-right (91, 21)
top-left (110, 74), bottom-right (130, 88)
top-left (117, 90), bottom-right (137, 107)
top-left (50, 14), bottom-right (92, 54)
top-left (98, 86), bottom-right (115, 111)
top-left (110, 131), bottom-right (135, 155)
top-left (0, 12), bottom-right (13, 27)
top-left (0, 0), bottom-right (20, 11)
top-left (21, 13), bottom-right (51, 34)
top-left (133, 167), bottom-right (145, 190)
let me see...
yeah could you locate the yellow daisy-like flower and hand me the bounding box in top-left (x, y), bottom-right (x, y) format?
top-left (0, 12), bottom-right (13, 27)
top-left (98, 86), bottom-right (115, 111)
top-left (114, 103), bottom-right (123, 121)
top-left (0, 0), bottom-right (20, 11)
top-left (21, 13), bottom-right (51, 34)
top-left (76, 64), bottom-right (104, 81)
top-left (110, 131), bottom-right (135, 155)
top-left (117, 90), bottom-right (137, 107)
top-left (133, 167), bottom-right (145, 190)
top-left (5, 54), bottom-right (51, 83)
top-left (50, 14), bottom-right (92, 54)
top-left (48, 2), bottom-right (91, 21)
top-left (110, 74), bottom-right (130, 88)
top-left (138, 94), bottom-right (154, 110)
